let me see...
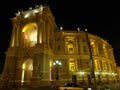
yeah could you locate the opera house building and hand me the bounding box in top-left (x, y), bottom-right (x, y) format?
top-left (0, 5), bottom-right (118, 88)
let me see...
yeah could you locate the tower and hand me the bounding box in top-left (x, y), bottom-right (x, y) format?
top-left (0, 5), bottom-right (56, 87)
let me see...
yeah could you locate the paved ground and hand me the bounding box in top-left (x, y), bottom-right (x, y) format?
top-left (88, 83), bottom-right (120, 90)
top-left (0, 86), bottom-right (57, 90)
top-left (0, 83), bottom-right (120, 90)
top-left (103, 83), bottom-right (120, 90)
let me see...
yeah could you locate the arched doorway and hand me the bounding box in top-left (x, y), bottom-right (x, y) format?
top-left (22, 23), bottom-right (38, 47)
top-left (21, 59), bottom-right (33, 86)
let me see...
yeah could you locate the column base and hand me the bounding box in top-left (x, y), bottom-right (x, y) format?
top-left (29, 77), bottom-right (42, 88)
top-left (30, 77), bottom-right (54, 88)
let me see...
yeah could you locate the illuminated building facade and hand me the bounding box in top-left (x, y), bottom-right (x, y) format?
top-left (117, 67), bottom-right (120, 82)
top-left (0, 5), bottom-right (118, 88)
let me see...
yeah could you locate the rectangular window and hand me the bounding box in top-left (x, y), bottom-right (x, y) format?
top-left (69, 59), bottom-right (76, 72)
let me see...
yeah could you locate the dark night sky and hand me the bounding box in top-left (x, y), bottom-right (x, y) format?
top-left (0, 0), bottom-right (120, 73)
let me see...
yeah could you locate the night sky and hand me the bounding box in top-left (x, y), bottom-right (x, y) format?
top-left (0, 0), bottom-right (120, 73)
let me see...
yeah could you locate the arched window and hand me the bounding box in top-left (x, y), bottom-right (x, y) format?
top-left (68, 44), bottom-right (74, 54)
top-left (22, 23), bottom-right (38, 47)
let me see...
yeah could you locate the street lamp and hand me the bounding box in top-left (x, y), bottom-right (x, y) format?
top-left (85, 29), bottom-right (97, 90)
top-left (53, 60), bottom-right (62, 80)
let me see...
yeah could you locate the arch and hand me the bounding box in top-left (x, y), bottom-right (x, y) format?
top-left (21, 59), bottom-right (33, 85)
top-left (22, 23), bottom-right (38, 47)
top-left (68, 44), bottom-right (74, 54)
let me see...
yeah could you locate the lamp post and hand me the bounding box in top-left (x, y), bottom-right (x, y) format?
top-left (85, 29), bottom-right (97, 90)
top-left (53, 60), bottom-right (62, 80)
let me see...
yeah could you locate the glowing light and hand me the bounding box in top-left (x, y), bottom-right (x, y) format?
top-left (40, 5), bottom-right (43, 11)
top-left (33, 9), bottom-right (39, 13)
top-left (21, 63), bottom-right (25, 84)
top-left (24, 13), bottom-right (30, 18)
top-left (50, 68), bottom-right (52, 81)
top-left (50, 61), bottom-right (52, 81)
top-left (21, 70), bottom-right (25, 83)
top-left (22, 63), bottom-right (26, 69)
top-left (29, 31), bottom-right (37, 42)
top-left (80, 72), bottom-right (85, 75)
top-left (85, 28), bottom-right (87, 31)
top-left (53, 60), bottom-right (62, 65)
top-left (60, 26), bottom-right (63, 30)
top-left (77, 27), bottom-right (80, 31)
top-left (50, 61), bottom-right (52, 67)
top-left (95, 72), bottom-right (100, 75)
top-left (24, 33), bottom-right (28, 39)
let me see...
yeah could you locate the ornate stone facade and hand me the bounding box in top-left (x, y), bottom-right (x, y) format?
top-left (0, 5), bottom-right (118, 88)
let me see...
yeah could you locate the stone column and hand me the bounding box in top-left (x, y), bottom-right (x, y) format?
top-left (41, 20), bottom-right (46, 43)
top-left (36, 14), bottom-right (44, 44)
top-left (45, 21), bottom-right (49, 45)
top-left (15, 24), bottom-right (20, 47)
top-left (9, 19), bottom-right (15, 47)
top-left (10, 18), bottom-right (19, 47)
top-left (30, 52), bottom-right (43, 87)
top-left (37, 22), bottom-right (40, 44)
top-left (30, 50), bottom-right (51, 87)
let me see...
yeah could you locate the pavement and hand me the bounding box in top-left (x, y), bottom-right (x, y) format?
top-left (0, 87), bottom-right (56, 90)
top-left (0, 83), bottom-right (120, 90)
top-left (0, 86), bottom-right (57, 90)
top-left (86, 83), bottom-right (120, 90)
